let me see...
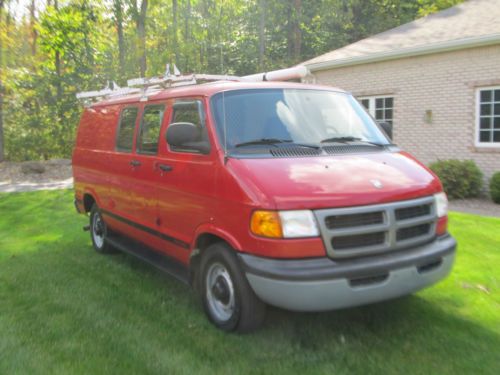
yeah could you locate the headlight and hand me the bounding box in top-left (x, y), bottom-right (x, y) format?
top-left (434, 192), bottom-right (448, 218)
top-left (279, 210), bottom-right (319, 238)
top-left (250, 210), bottom-right (319, 238)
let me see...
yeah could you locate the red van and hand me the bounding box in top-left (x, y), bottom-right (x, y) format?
top-left (73, 71), bottom-right (456, 332)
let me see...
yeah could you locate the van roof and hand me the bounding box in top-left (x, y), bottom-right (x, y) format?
top-left (90, 80), bottom-right (347, 107)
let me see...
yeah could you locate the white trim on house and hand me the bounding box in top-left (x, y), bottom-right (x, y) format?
top-left (358, 95), bottom-right (394, 124)
top-left (475, 86), bottom-right (500, 148)
top-left (307, 34), bottom-right (500, 72)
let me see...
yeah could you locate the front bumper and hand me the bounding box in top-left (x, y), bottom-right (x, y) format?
top-left (238, 235), bottom-right (456, 312)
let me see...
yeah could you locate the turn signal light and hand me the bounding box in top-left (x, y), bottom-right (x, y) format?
top-left (250, 210), bottom-right (282, 238)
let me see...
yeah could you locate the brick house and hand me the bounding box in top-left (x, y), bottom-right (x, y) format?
top-left (303, 0), bottom-right (500, 184)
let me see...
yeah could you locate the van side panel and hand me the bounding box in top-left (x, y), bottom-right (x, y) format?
top-left (73, 105), bottom-right (121, 213)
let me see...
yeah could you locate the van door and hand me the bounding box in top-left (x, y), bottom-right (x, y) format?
top-left (125, 103), bottom-right (168, 234)
top-left (153, 98), bottom-right (217, 264)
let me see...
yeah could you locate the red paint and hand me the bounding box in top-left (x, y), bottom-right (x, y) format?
top-left (73, 81), bottom-right (447, 262)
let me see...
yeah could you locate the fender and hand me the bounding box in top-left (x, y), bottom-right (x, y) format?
top-left (192, 223), bottom-right (243, 251)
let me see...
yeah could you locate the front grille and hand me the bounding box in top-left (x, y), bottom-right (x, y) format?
top-left (397, 223), bottom-right (431, 241)
top-left (325, 211), bottom-right (384, 229)
top-left (314, 196), bottom-right (437, 259)
top-left (332, 232), bottom-right (385, 250)
top-left (396, 204), bottom-right (431, 220)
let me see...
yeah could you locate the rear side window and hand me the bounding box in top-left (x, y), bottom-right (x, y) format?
top-left (116, 107), bottom-right (139, 152)
top-left (137, 105), bottom-right (165, 154)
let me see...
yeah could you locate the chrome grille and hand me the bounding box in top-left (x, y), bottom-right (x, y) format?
top-left (315, 196), bottom-right (437, 259)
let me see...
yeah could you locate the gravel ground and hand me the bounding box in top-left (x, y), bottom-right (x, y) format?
top-left (448, 198), bottom-right (500, 218)
top-left (0, 160), bottom-right (73, 193)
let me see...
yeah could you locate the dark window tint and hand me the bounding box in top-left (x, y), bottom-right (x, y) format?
top-left (116, 107), bottom-right (138, 152)
top-left (480, 90), bottom-right (492, 102)
top-left (137, 105), bottom-right (165, 154)
top-left (361, 99), bottom-right (369, 110)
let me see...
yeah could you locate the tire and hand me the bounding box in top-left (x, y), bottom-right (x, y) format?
top-left (200, 242), bottom-right (266, 333)
top-left (89, 203), bottom-right (115, 254)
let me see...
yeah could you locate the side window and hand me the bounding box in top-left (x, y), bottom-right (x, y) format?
top-left (169, 99), bottom-right (208, 153)
top-left (137, 105), bottom-right (165, 154)
top-left (172, 100), bottom-right (205, 127)
top-left (116, 107), bottom-right (139, 152)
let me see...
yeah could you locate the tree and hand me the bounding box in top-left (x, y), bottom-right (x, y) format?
top-left (130, 0), bottom-right (148, 77)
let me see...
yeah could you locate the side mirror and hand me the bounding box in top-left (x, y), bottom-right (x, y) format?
top-left (166, 122), bottom-right (210, 154)
top-left (379, 121), bottom-right (393, 140)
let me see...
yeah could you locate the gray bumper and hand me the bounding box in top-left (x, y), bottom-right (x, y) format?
top-left (238, 235), bottom-right (456, 312)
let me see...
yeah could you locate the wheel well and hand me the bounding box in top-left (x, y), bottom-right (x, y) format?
top-left (83, 194), bottom-right (96, 213)
top-left (189, 233), bottom-right (228, 288)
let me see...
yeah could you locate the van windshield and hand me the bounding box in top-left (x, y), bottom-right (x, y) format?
top-left (210, 89), bottom-right (390, 153)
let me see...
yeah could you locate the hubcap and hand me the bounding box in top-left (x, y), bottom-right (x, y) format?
top-left (206, 263), bottom-right (235, 322)
top-left (92, 212), bottom-right (105, 249)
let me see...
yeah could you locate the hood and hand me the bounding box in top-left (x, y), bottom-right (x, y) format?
top-left (228, 151), bottom-right (442, 210)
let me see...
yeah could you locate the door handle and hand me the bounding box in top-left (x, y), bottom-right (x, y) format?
top-left (129, 160), bottom-right (141, 167)
top-left (157, 163), bottom-right (173, 172)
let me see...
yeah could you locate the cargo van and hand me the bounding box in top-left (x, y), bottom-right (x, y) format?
top-left (73, 66), bottom-right (456, 332)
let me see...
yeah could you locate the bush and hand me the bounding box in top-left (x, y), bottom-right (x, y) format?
top-left (490, 172), bottom-right (500, 204)
top-left (429, 159), bottom-right (483, 199)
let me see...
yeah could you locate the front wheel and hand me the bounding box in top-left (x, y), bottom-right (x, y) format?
top-left (200, 243), bottom-right (266, 333)
top-left (89, 204), bottom-right (115, 254)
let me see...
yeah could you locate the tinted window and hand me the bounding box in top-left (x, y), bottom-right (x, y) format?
top-left (137, 105), bottom-right (165, 154)
top-left (116, 107), bottom-right (138, 152)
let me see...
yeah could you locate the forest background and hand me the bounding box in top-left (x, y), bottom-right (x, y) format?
top-left (0, 0), bottom-right (462, 161)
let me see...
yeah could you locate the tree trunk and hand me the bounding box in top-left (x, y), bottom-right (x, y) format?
top-left (172, 0), bottom-right (178, 65)
top-left (0, 0), bottom-right (5, 161)
top-left (258, 0), bottom-right (266, 71)
top-left (113, 0), bottom-right (126, 79)
top-left (136, 1), bottom-right (148, 77)
top-left (54, 0), bottom-right (62, 100)
top-left (29, 0), bottom-right (38, 56)
top-left (184, 0), bottom-right (190, 70)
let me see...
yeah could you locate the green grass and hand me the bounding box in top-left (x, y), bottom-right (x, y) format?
top-left (0, 190), bottom-right (499, 375)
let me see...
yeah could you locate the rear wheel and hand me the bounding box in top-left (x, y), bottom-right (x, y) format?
top-left (200, 243), bottom-right (266, 332)
top-left (89, 204), bottom-right (115, 254)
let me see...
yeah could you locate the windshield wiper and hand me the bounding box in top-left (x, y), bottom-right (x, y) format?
top-left (234, 138), bottom-right (293, 148)
top-left (320, 136), bottom-right (386, 147)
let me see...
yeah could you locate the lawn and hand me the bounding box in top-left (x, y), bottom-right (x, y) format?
top-left (0, 190), bottom-right (499, 375)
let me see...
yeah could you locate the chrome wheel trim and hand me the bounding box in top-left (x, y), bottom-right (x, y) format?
top-left (206, 262), bottom-right (236, 322)
top-left (92, 212), bottom-right (105, 249)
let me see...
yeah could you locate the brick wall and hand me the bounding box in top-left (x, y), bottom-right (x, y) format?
top-left (312, 44), bottom-right (500, 186)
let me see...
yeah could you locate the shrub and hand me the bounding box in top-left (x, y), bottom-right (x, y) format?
top-left (429, 159), bottom-right (483, 199)
top-left (490, 172), bottom-right (500, 204)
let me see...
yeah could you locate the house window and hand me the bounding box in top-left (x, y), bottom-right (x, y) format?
top-left (477, 87), bottom-right (500, 146)
top-left (359, 96), bottom-right (394, 125)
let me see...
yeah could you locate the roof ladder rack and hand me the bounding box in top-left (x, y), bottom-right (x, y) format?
top-left (76, 64), bottom-right (311, 105)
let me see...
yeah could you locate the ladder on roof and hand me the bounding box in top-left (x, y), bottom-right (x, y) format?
top-left (76, 64), bottom-right (310, 105)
